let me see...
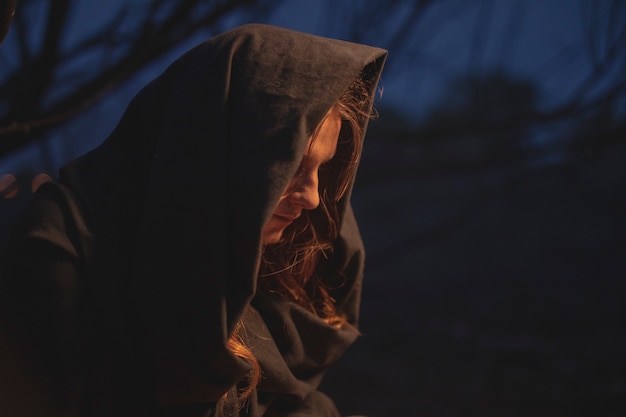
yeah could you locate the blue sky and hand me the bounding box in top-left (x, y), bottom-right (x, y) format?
top-left (0, 0), bottom-right (624, 175)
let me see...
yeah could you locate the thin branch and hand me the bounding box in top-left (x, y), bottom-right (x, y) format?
top-left (28, 0), bottom-right (70, 103)
top-left (14, 0), bottom-right (31, 65)
top-left (0, 0), bottom-right (255, 154)
top-left (58, 5), bottom-right (135, 60)
top-left (581, 0), bottom-right (600, 68)
top-left (468, 0), bottom-right (492, 75)
top-left (607, 0), bottom-right (622, 42)
top-left (384, 0), bottom-right (433, 58)
top-left (495, 0), bottom-right (528, 67)
top-left (562, 19), bottom-right (626, 108)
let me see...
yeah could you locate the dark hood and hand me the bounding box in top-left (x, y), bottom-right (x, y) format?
top-left (59, 24), bottom-right (386, 406)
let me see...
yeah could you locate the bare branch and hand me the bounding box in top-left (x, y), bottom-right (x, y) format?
top-left (381, 0), bottom-right (433, 57)
top-left (562, 19), bottom-right (626, 109)
top-left (0, 0), bottom-right (256, 155)
top-left (468, 0), bottom-right (493, 74)
top-left (495, 0), bottom-right (528, 67)
top-left (14, 0), bottom-right (31, 65)
top-left (581, 0), bottom-right (600, 68)
top-left (58, 5), bottom-right (136, 60)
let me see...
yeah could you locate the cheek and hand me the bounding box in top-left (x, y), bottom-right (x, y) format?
top-left (263, 218), bottom-right (282, 233)
top-left (276, 176), bottom-right (298, 202)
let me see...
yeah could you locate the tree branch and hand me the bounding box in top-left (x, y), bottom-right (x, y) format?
top-left (0, 0), bottom-right (255, 155)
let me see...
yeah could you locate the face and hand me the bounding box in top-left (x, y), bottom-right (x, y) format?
top-left (262, 111), bottom-right (341, 244)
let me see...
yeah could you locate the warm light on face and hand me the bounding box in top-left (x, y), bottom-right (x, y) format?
top-left (262, 110), bottom-right (341, 244)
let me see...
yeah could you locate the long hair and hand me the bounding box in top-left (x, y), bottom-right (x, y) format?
top-left (259, 72), bottom-right (375, 321)
top-left (225, 71), bottom-right (376, 407)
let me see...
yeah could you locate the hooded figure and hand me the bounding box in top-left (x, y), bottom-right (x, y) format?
top-left (0, 24), bottom-right (386, 416)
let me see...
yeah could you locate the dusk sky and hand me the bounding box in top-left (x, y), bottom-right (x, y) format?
top-left (0, 0), bottom-right (624, 177)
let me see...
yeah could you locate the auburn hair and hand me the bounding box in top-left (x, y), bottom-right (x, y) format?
top-left (224, 70), bottom-right (377, 408)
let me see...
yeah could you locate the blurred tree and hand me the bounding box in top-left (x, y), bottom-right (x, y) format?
top-left (2, 0), bottom-right (625, 160)
top-left (0, 0), bottom-right (15, 43)
top-left (340, 0), bottom-right (626, 167)
top-left (0, 0), bottom-right (277, 156)
top-left (419, 73), bottom-right (537, 167)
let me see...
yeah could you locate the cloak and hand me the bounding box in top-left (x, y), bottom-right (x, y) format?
top-left (0, 24), bottom-right (386, 416)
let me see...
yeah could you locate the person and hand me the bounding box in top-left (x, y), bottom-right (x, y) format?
top-left (0, 24), bottom-right (386, 417)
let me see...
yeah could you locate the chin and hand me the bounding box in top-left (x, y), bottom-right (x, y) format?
top-left (262, 231), bottom-right (283, 245)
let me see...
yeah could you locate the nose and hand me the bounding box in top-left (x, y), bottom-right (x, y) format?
top-left (289, 171), bottom-right (320, 210)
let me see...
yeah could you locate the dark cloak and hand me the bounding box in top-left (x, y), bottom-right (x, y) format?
top-left (0, 24), bottom-right (386, 416)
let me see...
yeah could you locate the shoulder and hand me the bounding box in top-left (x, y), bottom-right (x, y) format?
top-left (0, 181), bottom-right (89, 414)
top-left (0, 181), bottom-right (91, 335)
top-left (4, 180), bottom-right (92, 267)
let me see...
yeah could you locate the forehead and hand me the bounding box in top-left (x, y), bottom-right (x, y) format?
top-left (305, 111), bottom-right (341, 160)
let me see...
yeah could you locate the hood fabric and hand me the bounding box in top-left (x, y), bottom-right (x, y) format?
top-left (5, 24), bottom-right (386, 416)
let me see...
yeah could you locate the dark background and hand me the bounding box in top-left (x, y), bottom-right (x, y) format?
top-left (1, 1), bottom-right (625, 416)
